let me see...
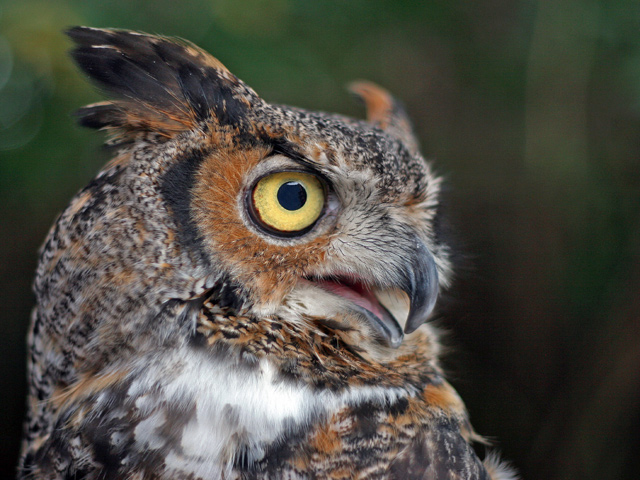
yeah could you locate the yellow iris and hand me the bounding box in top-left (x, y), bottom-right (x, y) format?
top-left (251, 171), bottom-right (325, 233)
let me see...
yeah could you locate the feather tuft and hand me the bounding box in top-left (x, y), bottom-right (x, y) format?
top-left (67, 26), bottom-right (260, 144)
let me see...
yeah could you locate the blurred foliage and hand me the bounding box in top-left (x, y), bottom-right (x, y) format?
top-left (1, 0), bottom-right (640, 479)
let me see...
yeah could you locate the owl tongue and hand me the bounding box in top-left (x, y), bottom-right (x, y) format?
top-left (314, 278), bottom-right (386, 324)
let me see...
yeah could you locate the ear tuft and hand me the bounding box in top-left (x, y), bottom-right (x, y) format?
top-left (67, 27), bottom-right (259, 144)
top-left (349, 81), bottom-right (419, 153)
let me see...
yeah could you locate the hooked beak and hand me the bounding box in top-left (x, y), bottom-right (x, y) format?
top-left (349, 238), bottom-right (439, 345)
top-left (400, 239), bottom-right (439, 334)
top-left (310, 237), bottom-right (439, 348)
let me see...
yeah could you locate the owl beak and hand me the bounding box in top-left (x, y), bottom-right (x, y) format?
top-left (400, 239), bottom-right (439, 334)
top-left (355, 302), bottom-right (405, 349)
top-left (308, 239), bottom-right (438, 347)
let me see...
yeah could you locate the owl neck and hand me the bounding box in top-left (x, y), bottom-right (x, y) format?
top-left (118, 329), bottom-right (437, 478)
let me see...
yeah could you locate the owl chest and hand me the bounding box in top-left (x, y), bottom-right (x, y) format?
top-left (122, 347), bottom-right (407, 478)
top-left (126, 350), bottom-right (307, 467)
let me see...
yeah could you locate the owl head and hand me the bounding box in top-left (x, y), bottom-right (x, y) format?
top-left (64, 27), bottom-right (452, 354)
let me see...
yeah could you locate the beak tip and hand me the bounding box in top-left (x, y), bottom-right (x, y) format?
top-left (403, 301), bottom-right (436, 334)
top-left (403, 323), bottom-right (419, 335)
top-left (388, 333), bottom-right (404, 349)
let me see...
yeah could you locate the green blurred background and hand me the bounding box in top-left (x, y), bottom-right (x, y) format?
top-left (1, 0), bottom-right (639, 478)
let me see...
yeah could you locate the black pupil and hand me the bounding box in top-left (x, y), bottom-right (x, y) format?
top-left (277, 181), bottom-right (307, 211)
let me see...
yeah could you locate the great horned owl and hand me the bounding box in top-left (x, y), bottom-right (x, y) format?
top-left (18, 27), bottom-right (515, 480)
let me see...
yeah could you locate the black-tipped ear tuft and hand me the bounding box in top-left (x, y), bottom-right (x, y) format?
top-left (72, 102), bottom-right (123, 129)
top-left (66, 27), bottom-right (260, 143)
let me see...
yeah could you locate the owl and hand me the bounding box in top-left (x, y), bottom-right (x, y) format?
top-left (18, 27), bottom-right (516, 480)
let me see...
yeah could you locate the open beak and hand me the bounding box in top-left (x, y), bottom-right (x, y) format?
top-left (311, 238), bottom-right (439, 348)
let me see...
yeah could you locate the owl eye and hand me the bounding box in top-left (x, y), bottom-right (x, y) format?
top-left (249, 171), bottom-right (326, 236)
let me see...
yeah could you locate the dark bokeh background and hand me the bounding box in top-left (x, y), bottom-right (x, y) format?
top-left (1, 1), bottom-right (639, 478)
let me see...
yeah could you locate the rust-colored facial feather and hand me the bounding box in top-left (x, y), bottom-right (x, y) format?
top-left (192, 145), bottom-right (334, 308)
